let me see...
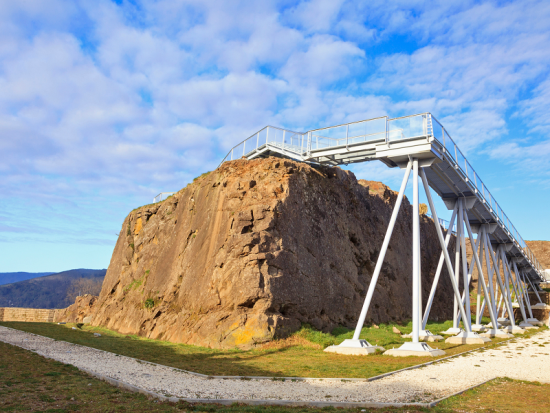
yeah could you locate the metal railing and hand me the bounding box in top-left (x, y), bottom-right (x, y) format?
top-left (426, 213), bottom-right (457, 234)
top-left (153, 192), bottom-right (175, 203)
top-left (218, 113), bottom-right (542, 277)
top-left (219, 126), bottom-right (306, 164)
top-left (428, 114), bottom-right (543, 275)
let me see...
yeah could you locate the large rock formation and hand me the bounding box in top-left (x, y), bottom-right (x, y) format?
top-left (91, 157), bottom-right (456, 348)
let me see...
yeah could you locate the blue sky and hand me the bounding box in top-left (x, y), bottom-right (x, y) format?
top-left (1, 0), bottom-right (550, 272)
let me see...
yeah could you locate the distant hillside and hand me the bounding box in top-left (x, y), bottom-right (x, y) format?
top-left (0, 272), bottom-right (55, 286)
top-left (0, 269), bottom-right (106, 309)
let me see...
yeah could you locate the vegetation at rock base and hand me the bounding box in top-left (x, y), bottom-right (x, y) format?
top-left (2, 321), bottom-right (545, 380)
top-left (1, 339), bottom-right (549, 412)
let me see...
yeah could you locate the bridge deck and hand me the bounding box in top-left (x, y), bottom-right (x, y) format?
top-left (220, 113), bottom-right (543, 281)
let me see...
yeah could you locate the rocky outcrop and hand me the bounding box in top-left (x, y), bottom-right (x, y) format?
top-left (54, 294), bottom-right (97, 323)
top-left (91, 157), bottom-right (457, 348)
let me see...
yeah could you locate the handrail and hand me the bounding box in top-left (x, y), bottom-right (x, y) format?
top-left (428, 114), bottom-right (543, 276)
top-left (153, 192), bottom-right (175, 203)
top-left (218, 113), bottom-right (543, 278)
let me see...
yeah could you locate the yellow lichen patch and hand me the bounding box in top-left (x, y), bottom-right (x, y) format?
top-left (134, 218), bottom-right (143, 235)
top-left (228, 315), bottom-right (271, 346)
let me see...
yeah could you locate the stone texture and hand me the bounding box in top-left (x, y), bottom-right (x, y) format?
top-left (91, 157), bottom-right (457, 349)
top-left (54, 294), bottom-right (98, 324)
top-left (0, 307), bottom-right (55, 322)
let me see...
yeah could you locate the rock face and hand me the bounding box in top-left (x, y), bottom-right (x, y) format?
top-left (92, 157), bottom-right (456, 348)
top-left (54, 294), bottom-right (97, 323)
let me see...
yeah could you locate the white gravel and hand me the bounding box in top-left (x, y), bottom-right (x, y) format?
top-left (1, 326), bottom-right (549, 404)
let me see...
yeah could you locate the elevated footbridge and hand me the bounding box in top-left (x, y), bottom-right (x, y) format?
top-left (220, 113), bottom-right (544, 283)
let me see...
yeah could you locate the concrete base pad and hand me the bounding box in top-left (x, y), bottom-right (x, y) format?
top-left (421, 335), bottom-right (444, 342)
top-left (441, 328), bottom-right (462, 335)
top-left (497, 318), bottom-right (511, 326)
top-left (519, 322), bottom-right (538, 329)
top-left (324, 346), bottom-right (384, 355)
top-left (324, 339), bottom-right (385, 356)
top-left (471, 324), bottom-right (487, 332)
top-left (383, 342), bottom-right (446, 357)
top-left (527, 318), bottom-right (543, 326)
top-left (485, 322), bottom-right (503, 329)
top-left (532, 303), bottom-right (550, 309)
top-left (402, 331), bottom-right (444, 342)
top-left (445, 331), bottom-right (491, 345)
top-left (480, 329), bottom-right (514, 338)
top-left (500, 325), bottom-right (526, 334)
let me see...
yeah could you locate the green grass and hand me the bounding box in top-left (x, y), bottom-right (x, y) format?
top-left (2, 321), bottom-right (543, 380)
top-left (2, 338), bottom-right (549, 413)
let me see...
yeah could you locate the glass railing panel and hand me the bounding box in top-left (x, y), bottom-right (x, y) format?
top-left (388, 114), bottom-right (427, 141)
top-left (348, 117), bottom-right (387, 141)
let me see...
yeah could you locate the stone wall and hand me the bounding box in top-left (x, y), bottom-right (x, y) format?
top-left (0, 307), bottom-right (56, 322)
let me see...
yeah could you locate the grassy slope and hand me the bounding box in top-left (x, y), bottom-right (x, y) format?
top-left (2, 320), bottom-right (544, 380)
top-left (1, 340), bottom-right (549, 413)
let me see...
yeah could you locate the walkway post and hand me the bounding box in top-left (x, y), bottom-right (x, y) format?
top-left (420, 169), bottom-right (471, 333)
top-left (412, 158), bottom-right (420, 344)
top-left (351, 160), bottom-right (412, 341)
top-left (421, 205), bottom-right (458, 329)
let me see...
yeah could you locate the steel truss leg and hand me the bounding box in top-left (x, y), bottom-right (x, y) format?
top-left (383, 162), bottom-right (446, 356)
top-left (493, 246), bottom-right (524, 333)
top-left (328, 161), bottom-right (413, 354)
top-left (462, 216), bottom-right (499, 334)
top-left (420, 170), bottom-right (472, 334)
top-left (526, 275), bottom-right (545, 306)
top-left (421, 205), bottom-right (458, 329)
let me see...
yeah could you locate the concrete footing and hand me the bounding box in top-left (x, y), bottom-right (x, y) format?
top-left (479, 329), bottom-right (514, 339)
top-left (532, 303), bottom-right (550, 310)
top-left (471, 324), bottom-right (487, 332)
top-left (324, 339), bottom-right (385, 356)
top-left (497, 318), bottom-right (511, 326)
top-left (527, 318), bottom-right (543, 326)
top-left (518, 322), bottom-right (538, 329)
top-left (441, 327), bottom-right (462, 335)
top-left (384, 342), bottom-right (446, 357)
top-left (500, 325), bottom-right (525, 334)
top-left (445, 331), bottom-right (491, 345)
top-left (402, 330), bottom-right (444, 342)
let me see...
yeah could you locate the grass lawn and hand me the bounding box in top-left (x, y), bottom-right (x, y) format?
top-left (1, 320), bottom-right (544, 380)
top-left (1, 340), bottom-right (549, 413)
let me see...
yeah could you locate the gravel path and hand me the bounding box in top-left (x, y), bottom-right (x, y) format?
top-left (1, 326), bottom-right (549, 404)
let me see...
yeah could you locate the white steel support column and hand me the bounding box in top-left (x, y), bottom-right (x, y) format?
top-left (526, 275), bottom-right (546, 308)
top-left (462, 221), bottom-right (510, 338)
top-left (412, 158), bottom-right (420, 344)
top-left (325, 161), bottom-right (413, 355)
top-left (384, 164), bottom-right (445, 357)
top-left (443, 201), bottom-right (488, 344)
top-left (518, 269), bottom-right (541, 324)
top-left (421, 205), bottom-right (458, 330)
top-left (493, 246), bottom-right (525, 334)
top-left (509, 260), bottom-right (536, 329)
top-left (420, 170), bottom-right (471, 333)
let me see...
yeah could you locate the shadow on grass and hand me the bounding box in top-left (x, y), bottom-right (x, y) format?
top-left (1, 320), bottom-right (542, 379)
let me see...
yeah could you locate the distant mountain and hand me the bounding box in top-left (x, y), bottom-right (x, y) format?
top-left (0, 272), bottom-right (56, 286)
top-left (0, 269), bottom-right (106, 309)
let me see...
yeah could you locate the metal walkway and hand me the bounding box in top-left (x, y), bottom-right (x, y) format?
top-left (220, 113), bottom-right (544, 282)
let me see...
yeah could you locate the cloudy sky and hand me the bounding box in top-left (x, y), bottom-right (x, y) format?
top-left (1, 0), bottom-right (549, 272)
